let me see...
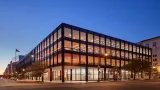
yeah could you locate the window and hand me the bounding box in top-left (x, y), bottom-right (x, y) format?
top-left (121, 42), bottom-right (124, 49)
top-left (58, 28), bottom-right (61, 39)
top-left (116, 50), bottom-right (120, 57)
top-left (80, 32), bottom-right (86, 41)
top-left (88, 45), bottom-right (93, 53)
top-left (136, 47), bottom-right (139, 53)
top-left (73, 54), bottom-right (79, 65)
top-left (116, 60), bottom-right (120, 67)
top-left (125, 43), bottom-right (128, 50)
top-left (153, 54), bottom-right (157, 57)
top-left (153, 42), bottom-right (156, 47)
top-left (106, 58), bottom-right (110, 65)
top-left (133, 54), bottom-right (136, 59)
top-left (149, 50), bottom-right (151, 55)
top-left (94, 35), bottom-right (99, 44)
top-left (125, 52), bottom-right (128, 59)
top-left (80, 44), bottom-right (86, 52)
top-left (100, 58), bottom-right (105, 66)
top-left (88, 56), bottom-right (93, 65)
top-left (153, 59), bottom-right (157, 61)
top-left (106, 48), bottom-right (110, 55)
top-left (54, 43), bottom-right (57, 52)
top-left (88, 34), bottom-right (93, 43)
top-left (58, 41), bottom-right (61, 51)
top-left (140, 48), bottom-right (142, 54)
top-left (51, 57), bottom-right (53, 65)
top-left (100, 37), bottom-right (105, 45)
top-left (111, 40), bottom-right (115, 47)
top-left (73, 30), bottom-right (79, 40)
top-left (121, 51), bottom-right (124, 58)
top-left (133, 46), bottom-right (136, 52)
top-left (94, 46), bottom-right (99, 54)
top-left (73, 42), bottom-right (79, 52)
top-left (54, 55), bottom-right (57, 65)
top-left (50, 35), bottom-right (53, 44)
top-left (64, 28), bottom-right (71, 38)
top-left (64, 40), bottom-right (71, 50)
top-left (143, 49), bottom-right (146, 54)
top-left (106, 38), bottom-right (110, 46)
top-left (112, 59), bottom-right (115, 66)
top-left (58, 54), bottom-right (62, 64)
top-left (116, 41), bottom-right (120, 48)
top-left (129, 44), bottom-right (132, 51)
top-left (111, 50), bottom-right (115, 56)
top-left (64, 53), bottom-right (71, 65)
top-left (54, 31), bottom-right (57, 42)
top-left (146, 44), bottom-right (149, 47)
top-left (47, 38), bottom-right (50, 47)
top-left (100, 47), bottom-right (105, 54)
top-left (94, 57), bottom-right (99, 65)
top-left (81, 55), bottom-right (86, 64)
top-left (121, 60), bottom-right (124, 66)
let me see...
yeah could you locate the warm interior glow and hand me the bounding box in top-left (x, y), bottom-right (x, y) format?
top-left (157, 66), bottom-right (160, 72)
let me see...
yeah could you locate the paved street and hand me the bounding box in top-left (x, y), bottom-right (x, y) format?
top-left (1, 79), bottom-right (160, 90)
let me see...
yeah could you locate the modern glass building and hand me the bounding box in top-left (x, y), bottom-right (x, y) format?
top-left (17, 23), bottom-right (152, 82)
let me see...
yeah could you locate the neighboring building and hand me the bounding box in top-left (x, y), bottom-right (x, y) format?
top-left (17, 23), bottom-right (152, 82)
top-left (138, 36), bottom-right (160, 68)
top-left (3, 55), bottom-right (24, 76)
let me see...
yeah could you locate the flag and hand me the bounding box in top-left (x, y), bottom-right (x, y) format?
top-left (16, 49), bottom-right (20, 52)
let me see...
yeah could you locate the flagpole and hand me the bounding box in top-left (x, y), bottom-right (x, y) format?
top-left (15, 49), bottom-right (16, 62)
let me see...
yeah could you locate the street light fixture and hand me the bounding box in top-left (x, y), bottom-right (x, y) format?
top-left (22, 69), bottom-right (25, 72)
top-left (153, 66), bottom-right (156, 69)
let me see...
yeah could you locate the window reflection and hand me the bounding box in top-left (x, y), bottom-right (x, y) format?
top-left (54, 31), bottom-right (57, 42)
top-left (94, 57), bottom-right (99, 65)
top-left (64, 53), bottom-right (71, 65)
top-left (112, 59), bottom-right (115, 66)
top-left (64, 40), bottom-right (71, 50)
top-left (116, 41), bottom-right (120, 48)
top-left (94, 46), bottom-right (99, 54)
top-left (73, 30), bottom-right (79, 40)
top-left (80, 32), bottom-right (86, 41)
top-left (121, 42), bottom-right (124, 49)
top-left (88, 56), bottom-right (93, 65)
top-left (125, 43), bottom-right (128, 50)
top-left (100, 37), bottom-right (105, 45)
top-left (106, 38), bottom-right (110, 46)
top-left (73, 42), bottom-right (79, 52)
top-left (80, 44), bottom-right (86, 52)
top-left (94, 35), bottom-right (99, 44)
top-left (64, 28), bottom-right (71, 38)
top-left (81, 55), bottom-right (86, 64)
top-left (111, 40), bottom-right (115, 47)
top-left (88, 45), bottom-right (93, 53)
top-left (73, 54), bottom-right (79, 65)
top-left (58, 28), bottom-right (61, 39)
top-left (100, 58), bottom-right (105, 66)
top-left (88, 34), bottom-right (93, 43)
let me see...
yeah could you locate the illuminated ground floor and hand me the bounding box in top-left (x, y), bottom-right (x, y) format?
top-left (26, 66), bottom-right (137, 82)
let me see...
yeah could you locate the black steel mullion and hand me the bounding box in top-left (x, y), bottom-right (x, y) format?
top-left (61, 24), bottom-right (65, 82)
top-left (71, 27), bottom-right (73, 66)
top-left (86, 31), bottom-right (88, 81)
top-left (110, 38), bottom-right (112, 66)
top-left (120, 40), bottom-right (121, 68)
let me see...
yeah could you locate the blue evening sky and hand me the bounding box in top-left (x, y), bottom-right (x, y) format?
top-left (0, 0), bottom-right (160, 74)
